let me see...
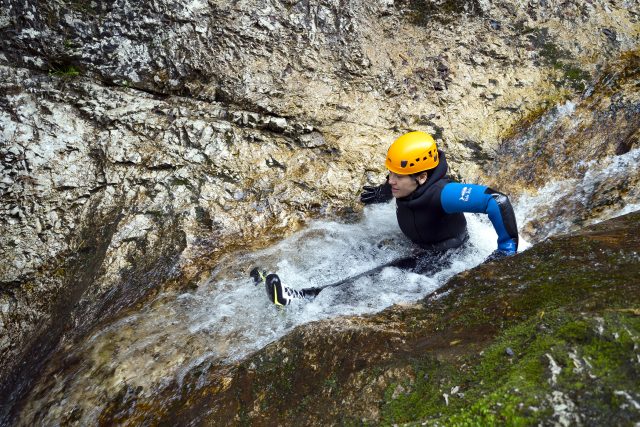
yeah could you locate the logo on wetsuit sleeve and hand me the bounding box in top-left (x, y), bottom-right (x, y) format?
top-left (459, 186), bottom-right (472, 202)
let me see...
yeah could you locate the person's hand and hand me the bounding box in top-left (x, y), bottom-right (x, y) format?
top-left (360, 182), bottom-right (393, 204)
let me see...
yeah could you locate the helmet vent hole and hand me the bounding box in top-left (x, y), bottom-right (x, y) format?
top-left (416, 158), bottom-right (420, 162)
top-left (400, 160), bottom-right (408, 168)
top-left (409, 163), bottom-right (414, 167)
top-left (423, 157), bottom-right (427, 160)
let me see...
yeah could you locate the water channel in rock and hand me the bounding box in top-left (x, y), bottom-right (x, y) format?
top-left (18, 146), bottom-right (640, 424)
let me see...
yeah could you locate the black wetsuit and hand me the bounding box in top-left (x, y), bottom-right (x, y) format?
top-left (390, 151), bottom-right (518, 274)
top-left (395, 151), bottom-right (468, 251)
top-left (259, 152), bottom-right (520, 303)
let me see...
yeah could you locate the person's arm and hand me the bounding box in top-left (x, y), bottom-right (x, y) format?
top-left (440, 183), bottom-right (518, 255)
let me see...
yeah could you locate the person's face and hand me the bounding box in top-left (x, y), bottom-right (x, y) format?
top-left (388, 171), bottom-right (427, 198)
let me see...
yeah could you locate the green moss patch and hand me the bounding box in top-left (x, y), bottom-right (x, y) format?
top-left (49, 65), bottom-right (80, 78)
top-left (526, 28), bottom-right (591, 92)
top-left (378, 212), bottom-right (640, 425)
top-left (381, 310), bottom-right (640, 426)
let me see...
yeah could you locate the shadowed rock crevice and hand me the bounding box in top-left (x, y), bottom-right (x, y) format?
top-left (399, 0), bottom-right (485, 26)
top-left (0, 194), bottom-right (125, 423)
top-left (1, 187), bottom-right (189, 424)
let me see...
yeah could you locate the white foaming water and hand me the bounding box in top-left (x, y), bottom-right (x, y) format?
top-left (65, 202), bottom-right (512, 402)
top-left (155, 147), bottom-right (637, 385)
top-left (555, 100), bottom-right (576, 117)
top-left (516, 147), bottom-right (640, 239)
top-left (187, 202), bottom-right (506, 363)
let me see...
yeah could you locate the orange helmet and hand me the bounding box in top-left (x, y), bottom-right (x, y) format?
top-left (385, 131), bottom-right (439, 175)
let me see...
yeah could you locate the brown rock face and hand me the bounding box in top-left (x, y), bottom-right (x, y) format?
top-left (1, 0), bottom-right (638, 422)
top-left (486, 51), bottom-right (640, 241)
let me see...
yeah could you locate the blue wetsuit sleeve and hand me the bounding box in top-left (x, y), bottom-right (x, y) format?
top-left (440, 183), bottom-right (519, 254)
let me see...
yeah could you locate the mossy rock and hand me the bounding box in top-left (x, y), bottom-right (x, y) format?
top-left (98, 211), bottom-right (640, 425)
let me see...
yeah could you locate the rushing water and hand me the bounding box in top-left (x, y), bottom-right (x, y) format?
top-left (515, 147), bottom-right (640, 241)
top-left (19, 147), bottom-right (640, 424)
top-left (20, 200), bottom-right (519, 424)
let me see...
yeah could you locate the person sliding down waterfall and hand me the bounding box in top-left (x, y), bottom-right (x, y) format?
top-left (253, 131), bottom-right (519, 306)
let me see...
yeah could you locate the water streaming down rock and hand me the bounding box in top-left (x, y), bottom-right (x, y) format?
top-left (485, 51), bottom-right (640, 237)
top-left (517, 146), bottom-right (640, 241)
top-left (489, 92), bottom-right (640, 242)
top-left (16, 202), bottom-right (507, 424)
top-left (17, 137), bottom-right (640, 424)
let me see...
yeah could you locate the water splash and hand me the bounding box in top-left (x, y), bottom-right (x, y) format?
top-left (516, 147), bottom-right (640, 240)
top-left (21, 201), bottom-right (521, 423)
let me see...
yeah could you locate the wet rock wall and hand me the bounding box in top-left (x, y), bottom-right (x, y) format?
top-left (1, 0), bottom-right (638, 419)
top-left (0, 66), bottom-right (346, 414)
